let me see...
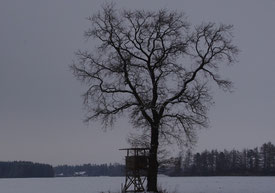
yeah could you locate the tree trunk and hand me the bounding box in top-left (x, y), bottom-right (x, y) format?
top-left (147, 125), bottom-right (159, 192)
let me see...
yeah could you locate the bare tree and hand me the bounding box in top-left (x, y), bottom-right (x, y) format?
top-left (71, 4), bottom-right (238, 192)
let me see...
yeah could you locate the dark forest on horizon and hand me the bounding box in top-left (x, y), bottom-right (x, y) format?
top-left (1, 142), bottom-right (274, 178)
top-left (167, 141), bottom-right (275, 176)
top-left (0, 161), bottom-right (54, 178)
top-left (55, 142), bottom-right (275, 177)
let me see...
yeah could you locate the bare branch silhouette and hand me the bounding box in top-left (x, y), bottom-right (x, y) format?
top-left (71, 4), bottom-right (238, 192)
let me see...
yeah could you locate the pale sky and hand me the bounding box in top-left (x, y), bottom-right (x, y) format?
top-left (0, 0), bottom-right (275, 166)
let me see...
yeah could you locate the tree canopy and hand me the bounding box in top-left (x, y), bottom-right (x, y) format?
top-left (71, 4), bottom-right (238, 192)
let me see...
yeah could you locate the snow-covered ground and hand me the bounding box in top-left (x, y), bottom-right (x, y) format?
top-left (0, 176), bottom-right (274, 193)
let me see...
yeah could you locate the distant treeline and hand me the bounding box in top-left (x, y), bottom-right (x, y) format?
top-left (54, 163), bottom-right (124, 177)
top-left (0, 161), bottom-right (54, 178)
top-left (54, 142), bottom-right (275, 177)
top-left (166, 142), bottom-right (275, 176)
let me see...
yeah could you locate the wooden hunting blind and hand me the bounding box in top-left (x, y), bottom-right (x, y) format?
top-left (120, 148), bottom-right (150, 192)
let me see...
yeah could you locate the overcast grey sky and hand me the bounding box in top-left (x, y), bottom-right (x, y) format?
top-left (0, 0), bottom-right (275, 166)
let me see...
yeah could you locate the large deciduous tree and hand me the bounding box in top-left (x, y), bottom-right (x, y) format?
top-left (71, 4), bottom-right (238, 192)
